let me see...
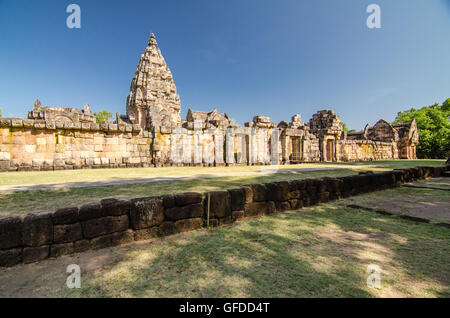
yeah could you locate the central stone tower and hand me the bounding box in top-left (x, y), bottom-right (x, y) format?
top-left (126, 33), bottom-right (181, 132)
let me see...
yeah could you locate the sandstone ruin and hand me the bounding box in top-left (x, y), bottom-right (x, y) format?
top-left (0, 33), bottom-right (419, 172)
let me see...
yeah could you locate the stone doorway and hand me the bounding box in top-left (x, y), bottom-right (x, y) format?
top-left (291, 137), bottom-right (302, 163)
top-left (326, 139), bottom-right (334, 162)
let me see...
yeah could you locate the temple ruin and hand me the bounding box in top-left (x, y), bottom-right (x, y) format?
top-left (0, 33), bottom-right (418, 172)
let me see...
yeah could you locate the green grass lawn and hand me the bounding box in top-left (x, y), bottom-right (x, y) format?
top-left (0, 180), bottom-right (448, 298)
top-left (50, 194), bottom-right (448, 297)
top-left (0, 160), bottom-right (443, 186)
top-left (0, 160), bottom-right (445, 217)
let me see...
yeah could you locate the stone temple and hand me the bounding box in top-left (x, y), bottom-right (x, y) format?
top-left (0, 33), bottom-right (419, 172)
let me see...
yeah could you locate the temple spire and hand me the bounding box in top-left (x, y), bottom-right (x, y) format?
top-left (147, 33), bottom-right (157, 48)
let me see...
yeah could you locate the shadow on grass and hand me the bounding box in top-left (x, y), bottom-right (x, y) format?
top-left (60, 201), bottom-right (449, 298)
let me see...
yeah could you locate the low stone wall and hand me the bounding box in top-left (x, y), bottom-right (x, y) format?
top-left (0, 118), bottom-right (151, 172)
top-left (0, 165), bottom-right (447, 267)
top-left (338, 140), bottom-right (397, 162)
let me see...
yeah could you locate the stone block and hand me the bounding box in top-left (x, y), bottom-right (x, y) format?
top-left (247, 184), bottom-right (267, 202)
top-left (78, 203), bottom-right (103, 221)
top-left (112, 230), bottom-right (134, 245)
top-left (90, 234), bottom-right (113, 250)
top-left (82, 215), bottom-right (129, 238)
top-left (130, 197), bottom-right (164, 229)
top-left (275, 201), bottom-right (291, 212)
top-left (22, 212), bottom-right (53, 247)
top-left (0, 216), bottom-right (23, 249)
top-left (74, 239), bottom-right (90, 253)
top-left (23, 245), bottom-right (49, 263)
top-left (53, 223), bottom-right (83, 243)
top-left (134, 227), bottom-right (159, 241)
top-left (231, 210), bottom-right (245, 220)
top-left (174, 218), bottom-right (203, 233)
top-left (101, 198), bottom-right (131, 217)
top-left (228, 188), bottom-right (246, 211)
top-left (204, 190), bottom-right (231, 218)
top-left (52, 207), bottom-right (79, 225)
top-left (50, 242), bottom-right (74, 257)
top-left (244, 201), bottom-right (275, 217)
top-left (165, 203), bottom-right (204, 221)
top-left (0, 248), bottom-right (22, 267)
top-left (174, 192), bottom-right (202, 206)
top-left (159, 221), bottom-right (175, 236)
top-left (161, 194), bottom-right (175, 208)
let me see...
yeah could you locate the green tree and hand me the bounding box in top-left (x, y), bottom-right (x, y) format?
top-left (393, 98), bottom-right (450, 159)
top-left (342, 122), bottom-right (348, 132)
top-left (94, 110), bottom-right (112, 124)
top-left (0, 106), bottom-right (2, 118)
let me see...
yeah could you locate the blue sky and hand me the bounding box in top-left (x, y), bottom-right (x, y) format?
top-left (0, 0), bottom-right (449, 130)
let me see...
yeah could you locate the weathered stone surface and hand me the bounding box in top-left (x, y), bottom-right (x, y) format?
top-left (53, 223), bottom-right (83, 243)
top-left (165, 203), bottom-right (203, 221)
top-left (90, 234), bottom-right (113, 249)
top-left (159, 221), bottom-right (176, 236)
top-left (174, 218), bottom-right (203, 233)
top-left (22, 213), bottom-right (53, 247)
top-left (0, 217), bottom-right (22, 249)
top-left (161, 194), bottom-right (175, 208)
top-left (0, 248), bottom-right (22, 267)
top-left (79, 203), bottom-right (103, 221)
top-left (228, 188), bottom-right (246, 211)
top-left (82, 215), bottom-right (129, 238)
top-left (134, 227), bottom-right (159, 241)
top-left (244, 201), bottom-right (275, 217)
top-left (174, 192), bottom-right (202, 206)
top-left (74, 239), bottom-right (90, 253)
top-left (266, 181), bottom-right (289, 201)
top-left (112, 230), bottom-right (134, 245)
top-left (275, 201), bottom-right (291, 212)
top-left (50, 242), bottom-right (74, 257)
top-left (101, 198), bottom-right (131, 217)
top-left (231, 210), bottom-right (245, 220)
top-left (204, 190), bottom-right (231, 218)
top-left (52, 207), bottom-right (79, 225)
top-left (23, 245), bottom-right (49, 263)
top-left (130, 197), bottom-right (164, 229)
top-left (247, 184), bottom-right (267, 202)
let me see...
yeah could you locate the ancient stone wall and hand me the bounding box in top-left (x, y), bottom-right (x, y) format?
top-left (1, 165), bottom-right (446, 267)
top-left (0, 33), bottom-right (419, 171)
top-left (0, 118), bottom-right (151, 171)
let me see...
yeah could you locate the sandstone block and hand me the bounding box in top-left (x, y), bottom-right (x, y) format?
top-left (112, 230), bottom-right (134, 245)
top-left (82, 215), bottom-right (129, 238)
top-left (204, 190), bottom-right (231, 218)
top-left (78, 203), bottom-right (103, 221)
top-left (23, 245), bottom-right (49, 263)
top-left (50, 242), bottom-right (74, 257)
top-left (134, 227), bottom-right (159, 241)
top-left (52, 207), bottom-right (79, 225)
top-left (53, 223), bottom-right (82, 243)
top-left (22, 213), bottom-right (53, 247)
top-left (174, 192), bottom-right (202, 206)
top-left (165, 203), bottom-right (203, 221)
top-left (0, 217), bottom-right (23, 249)
top-left (101, 198), bottom-right (131, 217)
top-left (174, 218), bottom-right (203, 233)
top-left (130, 197), bottom-right (164, 229)
top-left (74, 239), bottom-right (90, 253)
top-left (244, 201), bottom-right (275, 217)
top-left (0, 248), bottom-right (22, 267)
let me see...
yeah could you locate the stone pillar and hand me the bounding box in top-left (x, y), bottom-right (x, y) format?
top-left (225, 128), bottom-right (235, 164)
top-left (214, 131), bottom-right (224, 165)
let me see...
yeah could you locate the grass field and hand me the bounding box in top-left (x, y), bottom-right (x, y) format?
top-left (0, 160), bottom-right (445, 217)
top-left (0, 185), bottom-right (448, 298)
top-left (0, 160), bottom-right (444, 186)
